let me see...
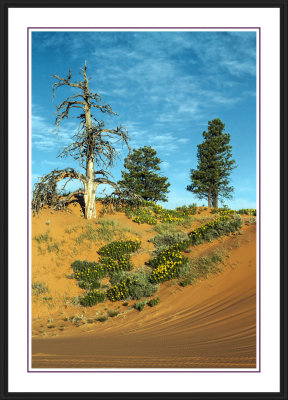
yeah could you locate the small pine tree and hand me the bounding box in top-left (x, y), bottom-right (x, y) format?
top-left (118, 146), bottom-right (170, 202)
top-left (187, 118), bottom-right (236, 208)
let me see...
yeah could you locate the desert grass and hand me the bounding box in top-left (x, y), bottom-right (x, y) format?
top-left (65, 224), bottom-right (79, 234)
top-left (179, 250), bottom-right (227, 287)
top-left (73, 219), bottom-right (142, 246)
top-left (153, 217), bottom-right (195, 235)
top-left (33, 231), bottom-right (63, 254)
top-left (32, 282), bottom-right (49, 295)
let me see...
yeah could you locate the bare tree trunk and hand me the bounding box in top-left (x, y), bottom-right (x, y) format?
top-left (83, 66), bottom-right (96, 220)
top-left (84, 174), bottom-right (98, 219)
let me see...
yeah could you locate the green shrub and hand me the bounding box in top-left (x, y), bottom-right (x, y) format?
top-left (77, 280), bottom-right (101, 290)
top-left (149, 251), bottom-right (190, 284)
top-left (80, 291), bottom-right (106, 307)
top-left (148, 297), bottom-right (160, 307)
top-left (134, 300), bottom-right (147, 312)
top-left (188, 215), bottom-right (242, 245)
top-left (147, 215), bottom-right (241, 284)
top-left (124, 206), bottom-right (136, 219)
top-left (158, 213), bottom-right (184, 224)
top-left (244, 208), bottom-right (256, 216)
top-left (246, 216), bottom-right (256, 225)
top-left (127, 269), bottom-right (159, 299)
top-left (108, 310), bottom-right (119, 317)
top-left (71, 260), bottom-right (109, 282)
top-left (107, 269), bottom-right (158, 302)
top-left (175, 203), bottom-right (198, 215)
top-left (100, 254), bottom-right (133, 272)
top-left (97, 316), bottom-right (108, 322)
top-left (149, 246), bottom-right (190, 268)
top-left (98, 239), bottom-right (141, 259)
top-left (109, 270), bottom-right (127, 285)
top-left (134, 215), bottom-right (157, 225)
top-left (150, 231), bottom-right (189, 253)
top-left (125, 207), bottom-right (157, 225)
top-left (106, 279), bottom-right (130, 302)
top-left (180, 277), bottom-right (195, 287)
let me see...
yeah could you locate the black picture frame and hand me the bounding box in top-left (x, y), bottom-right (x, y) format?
top-left (1, 1), bottom-right (287, 399)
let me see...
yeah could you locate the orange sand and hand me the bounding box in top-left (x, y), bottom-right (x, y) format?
top-left (31, 203), bottom-right (256, 369)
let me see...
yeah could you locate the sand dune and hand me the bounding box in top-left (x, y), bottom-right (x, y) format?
top-left (32, 222), bottom-right (256, 369)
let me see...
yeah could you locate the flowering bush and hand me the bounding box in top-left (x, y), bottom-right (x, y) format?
top-left (159, 212), bottom-right (184, 223)
top-left (188, 215), bottom-right (242, 244)
top-left (78, 280), bottom-right (101, 290)
top-left (99, 254), bottom-right (133, 272)
top-left (148, 213), bottom-right (243, 284)
top-left (175, 203), bottom-right (198, 215)
top-left (151, 203), bottom-right (163, 214)
top-left (133, 215), bottom-right (158, 225)
top-left (71, 260), bottom-right (109, 282)
top-left (238, 208), bottom-right (256, 216)
top-left (106, 278), bottom-right (131, 301)
top-left (125, 206), bottom-right (157, 223)
top-left (107, 269), bottom-right (158, 302)
top-left (98, 239), bottom-right (141, 259)
top-left (69, 208), bottom-right (244, 308)
top-left (149, 251), bottom-right (189, 284)
top-left (80, 290), bottom-right (106, 307)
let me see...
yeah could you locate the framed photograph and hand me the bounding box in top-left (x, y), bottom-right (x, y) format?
top-left (1, 1), bottom-right (287, 399)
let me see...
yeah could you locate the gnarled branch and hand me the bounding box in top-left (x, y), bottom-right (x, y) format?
top-left (32, 168), bottom-right (87, 214)
top-left (99, 188), bottom-right (143, 215)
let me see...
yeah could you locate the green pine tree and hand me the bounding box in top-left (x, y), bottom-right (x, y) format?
top-left (118, 146), bottom-right (170, 202)
top-left (187, 118), bottom-right (236, 208)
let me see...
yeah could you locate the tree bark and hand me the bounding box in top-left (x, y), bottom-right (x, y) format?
top-left (208, 189), bottom-right (211, 208)
top-left (212, 193), bottom-right (218, 208)
top-left (83, 66), bottom-right (96, 220)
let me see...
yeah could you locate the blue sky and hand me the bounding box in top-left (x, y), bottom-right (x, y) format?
top-left (31, 30), bottom-right (257, 209)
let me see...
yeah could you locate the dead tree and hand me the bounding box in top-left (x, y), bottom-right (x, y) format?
top-left (32, 63), bottom-right (130, 219)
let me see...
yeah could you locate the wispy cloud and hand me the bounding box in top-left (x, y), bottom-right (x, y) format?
top-left (32, 113), bottom-right (77, 152)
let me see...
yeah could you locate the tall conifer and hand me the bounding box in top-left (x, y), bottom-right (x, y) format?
top-left (187, 118), bottom-right (236, 208)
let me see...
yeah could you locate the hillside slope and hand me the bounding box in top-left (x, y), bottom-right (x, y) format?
top-left (32, 212), bottom-right (256, 369)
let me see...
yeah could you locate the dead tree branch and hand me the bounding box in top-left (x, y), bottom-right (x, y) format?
top-left (32, 168), bottom-right (86, 214)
